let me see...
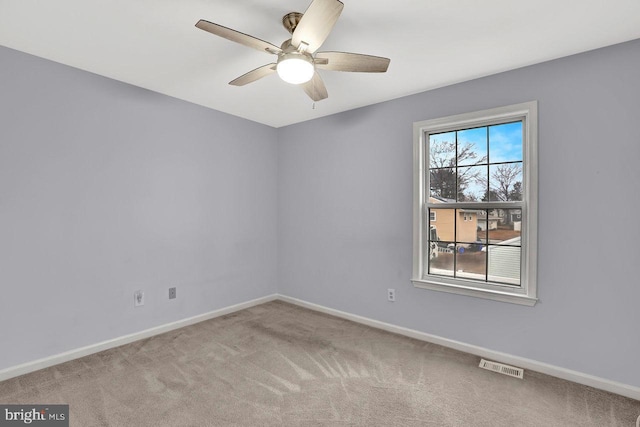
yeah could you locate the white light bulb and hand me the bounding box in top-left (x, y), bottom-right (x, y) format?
top-left (277, 56), bottom-right (314, 84)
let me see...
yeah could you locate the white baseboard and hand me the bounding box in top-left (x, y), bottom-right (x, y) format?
top-left (0, 294), bottom-right (278, 383)
top-left (2, 292), bottom-right (638, 402)
top-left (278, 294), bottom-right (640, 401)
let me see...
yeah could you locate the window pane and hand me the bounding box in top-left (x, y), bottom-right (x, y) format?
top-left (428, 208), bottom-right (454, 242)
top-left (429, 131), bottom-right (456, 168)
top-left (489, 122), bottom-right (522, 163)
top-left (457, 127), bottom-right (488, 167)
top-left (457, 165), bottom-right (487, 201)
top-left (428, 243), bottom-right (454, 277)
top-left (489, 163), bottom-right (522, 201)
top-left (428, 206), bottom-right (455, 277)
top-left (475, 209), bottom-right (490, 247)
top-left (488, 208), bottom-right (522, 243)
top-left (430, 168), bottom-right (456, 200)
top-left (487, 245), bottom-right (521, 286)
top-left (456, 244), bottom-right (487, 281)
top-left (456, 209), bottom-right (479, 243)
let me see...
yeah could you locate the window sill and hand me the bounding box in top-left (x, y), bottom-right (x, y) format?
top-left (411, 278), bottom-right (538, 306)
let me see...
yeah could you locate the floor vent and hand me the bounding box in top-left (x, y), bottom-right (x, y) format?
top-left (479, 359), bottom-right (524, 379)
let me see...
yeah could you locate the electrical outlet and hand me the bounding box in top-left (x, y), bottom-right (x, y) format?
top-left (134, 290), bottom-right (145, 307)
top-left (387, 288), bottom-right (395, 302)
top-left (169, 287), bottom-right (176, 299)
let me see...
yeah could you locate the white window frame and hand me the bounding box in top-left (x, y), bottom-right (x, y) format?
top-left (412, 101), bottom-right (538, 306)
top-left (430, 211), bottom-right (436, 221)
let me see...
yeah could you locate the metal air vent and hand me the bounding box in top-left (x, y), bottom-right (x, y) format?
top-left (479, 359), bottom-right (524, 379)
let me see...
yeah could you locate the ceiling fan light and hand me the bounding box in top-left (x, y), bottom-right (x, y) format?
top-left (277, 54), bottom-right (314, 84)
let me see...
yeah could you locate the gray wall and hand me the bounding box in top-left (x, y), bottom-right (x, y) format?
top-left (278, 39), bottom-right (640, 387)
top-left (2, 39), bottom-right (639, 389)
top-left (0, 47), bottom-right (279, 370)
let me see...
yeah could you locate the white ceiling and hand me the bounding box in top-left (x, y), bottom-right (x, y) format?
top-left (1, 0), bottom-right (639, 128)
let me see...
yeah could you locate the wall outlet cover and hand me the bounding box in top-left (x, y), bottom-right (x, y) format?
top-left (388, 288), bottom-right (396, 302)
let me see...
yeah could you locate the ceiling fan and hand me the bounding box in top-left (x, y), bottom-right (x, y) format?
top-left (195, 0), bottom-right (390, 102)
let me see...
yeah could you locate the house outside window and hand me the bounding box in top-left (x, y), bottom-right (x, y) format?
top-left (412, 102), bottom-right (538, 305)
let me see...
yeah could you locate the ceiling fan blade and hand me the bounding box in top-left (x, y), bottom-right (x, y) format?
top-left (315, 52), bottom-right (390, 72)
top-left (291, 0), bottom-right (344, 54)
top-left (229, 64), bottom-right (277, 86)
top-left (196, 20), bottom-right (282, 55)
top-left (301, 72), bottom-right (328, 102)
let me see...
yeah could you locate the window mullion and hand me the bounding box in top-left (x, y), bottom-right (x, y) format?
top-left (426, 202), bottom-right (524, 210)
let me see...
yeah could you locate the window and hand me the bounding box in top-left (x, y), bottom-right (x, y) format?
top-left (412, 102), bottom-right (538, 305)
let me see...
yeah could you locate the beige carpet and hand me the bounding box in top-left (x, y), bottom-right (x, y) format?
top-left (1, 300), bottom-right (638, 426)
